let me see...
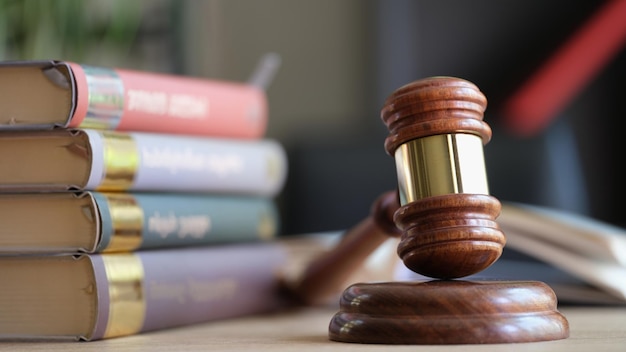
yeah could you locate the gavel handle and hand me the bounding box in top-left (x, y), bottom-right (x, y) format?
top-left (292, 190), bottom-right (401, 306)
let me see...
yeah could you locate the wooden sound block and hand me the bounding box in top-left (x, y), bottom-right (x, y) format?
top-left (329, 280), bottom-right (569, 344)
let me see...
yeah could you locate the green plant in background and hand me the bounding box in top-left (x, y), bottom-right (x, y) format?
top-left (0, 0), bottom-right (143, 63)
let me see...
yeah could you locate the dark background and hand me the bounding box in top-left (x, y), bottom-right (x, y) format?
top-left (279, 0), bottom-right (626, 234)
top-left (2, 0), bottom-right (623, 234)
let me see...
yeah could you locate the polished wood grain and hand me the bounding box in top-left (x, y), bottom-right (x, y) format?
top-left (290, 191), bottom-right (400, 306)
top-left (325, 77), bottom-right (569, 344)
top-left (329, 280), bottom-right (569, 344)
top-left (381, 76), bottom-right (492, 154)
top-left (383, 76), bottom-right (504, 279)
top-left (394, 193), bottom-right (504, 279)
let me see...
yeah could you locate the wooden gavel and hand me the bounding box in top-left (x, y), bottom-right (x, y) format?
top-left (291, 77), bottom-right (569, 345)
top-left (294, 77), bottom-right (505, 303)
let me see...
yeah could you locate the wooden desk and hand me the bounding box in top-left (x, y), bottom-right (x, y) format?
top-left (1, 306), bottom-right (625, 351)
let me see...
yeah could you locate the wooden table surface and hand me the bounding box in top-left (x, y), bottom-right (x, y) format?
top-left (1, 306), bottom-right (625, 351)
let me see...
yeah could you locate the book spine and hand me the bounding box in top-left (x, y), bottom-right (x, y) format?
top-left (68, 62), bottom-right (268, 138)
top-left (93, 192), bottom-right (279, 252)
top-left (88, 244), bottom-right (287, 340)
top-left (84, 129), bottom-right (288, 196)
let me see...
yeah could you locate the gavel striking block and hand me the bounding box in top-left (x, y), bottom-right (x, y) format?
top-left (326, 77), bottom-right (569, 344)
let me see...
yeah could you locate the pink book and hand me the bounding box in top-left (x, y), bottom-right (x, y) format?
top-left (0, 60), bottom-right (267, 139)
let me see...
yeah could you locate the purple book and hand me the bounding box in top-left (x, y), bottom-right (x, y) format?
top-left (0, 242), bottom-right (288, 341)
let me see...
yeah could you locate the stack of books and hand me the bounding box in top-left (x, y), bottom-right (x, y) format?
top-left (0, 60), bottom-right (291, 340)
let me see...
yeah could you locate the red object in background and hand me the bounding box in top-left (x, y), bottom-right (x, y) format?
top-left (502, 0), bottom-right (626, 137)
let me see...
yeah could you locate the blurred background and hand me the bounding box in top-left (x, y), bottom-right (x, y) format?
top-left (1, 0), bottom-right (624, 234)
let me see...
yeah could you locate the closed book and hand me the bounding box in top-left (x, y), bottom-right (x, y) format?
top-left (0, 191), bottom-right (279, 254)
top-left (0, 129), bottom-right (287, 196)
top-left (0, 243), bottom-right (287, 341)
top-left (0, 60), bottom-right (267, 139)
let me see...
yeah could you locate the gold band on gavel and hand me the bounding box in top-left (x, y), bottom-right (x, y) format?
top-left (394, 133), bottom-right (490, 205)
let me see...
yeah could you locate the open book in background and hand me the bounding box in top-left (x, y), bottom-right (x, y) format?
top-left (393, 202), bottom-right (626, 306)
top-left (494, 203), bottom-right (626, 305)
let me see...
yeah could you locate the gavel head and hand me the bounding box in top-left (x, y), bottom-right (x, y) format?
top-left (381, 77), bottom-right (505, 279)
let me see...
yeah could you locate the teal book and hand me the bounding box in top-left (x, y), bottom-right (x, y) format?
top-left (0, 191), bottom-right (278, 254)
